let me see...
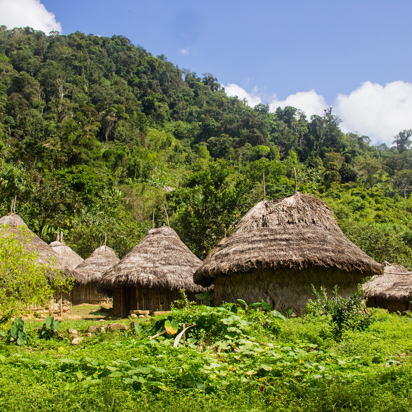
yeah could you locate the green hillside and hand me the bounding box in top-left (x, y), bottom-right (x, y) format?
top-left (1, 27), bottom-right (412, 266)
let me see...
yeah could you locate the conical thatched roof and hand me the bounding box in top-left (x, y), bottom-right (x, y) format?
top-left (194, 193), bottom-right (383, 287)
top-left (99, 226), bottom-right (205, 292)
top-left (0, 213), bottom-right (81, 280)
top-left (50, 240), bottom-right (83, 270)
top-left (75, 246), bottom-right (120, 284)
top-left (363, 263), bottom-right (412, 301)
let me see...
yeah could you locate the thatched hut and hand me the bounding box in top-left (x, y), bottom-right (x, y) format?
top-left (194, 193), bottom-right (383, 314)
top-left (72, 246), bottom-right (120, 304)
top-left (49, 233), bottom-right (83, 270)
top-left (0, 214), bottom-right (79, 280)
top-left (99, 226), bottom-right (206, 317)
top-left (363, 263), bottom-right (412, 312)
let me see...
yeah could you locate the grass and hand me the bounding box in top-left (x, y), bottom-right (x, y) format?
top-left (69, 304), bottom-right (113, 319)
top-left (0, 308), bottom-right (412, 411)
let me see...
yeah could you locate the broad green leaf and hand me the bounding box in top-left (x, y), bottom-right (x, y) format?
top-left (271, 310), bottom-right (286, 321)
top-left (236, 299), bottom-right (248, 309)
top-left (260, 300), bottom-right (272, 311)
top-left (108, 372), bottom-right (123, 378)
top-left (165, 319), bottom-right (178, 335)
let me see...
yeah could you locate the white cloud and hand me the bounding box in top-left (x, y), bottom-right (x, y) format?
top-left (180, 48), bottom-right (189, 55)
top-left (225, 83), bottom-right (263, 107)
top-left (335, 81), bottom-right (412, 144)
top-left (0, 0), bottom-right (61, 33)
top-left (269, 90), bottom-right (327, 118)
top-left (224, 81), bottom-right (412, 144)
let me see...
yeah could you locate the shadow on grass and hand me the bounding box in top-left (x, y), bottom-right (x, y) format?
top-left (88, 307), bottom-right (113, 317)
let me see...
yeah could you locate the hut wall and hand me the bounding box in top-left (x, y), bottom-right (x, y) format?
top-left (366, 296), bottom-right (409, 312)
top-left (113, 287), bottom-right (124, 318)
top-left (214, 267), bottom-right (368, 315)
top-left (71, 282), bottom-right (112, 305)
top-left (112, 286), bottom-right (202, 318)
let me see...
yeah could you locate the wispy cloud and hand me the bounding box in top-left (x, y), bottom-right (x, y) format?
top-left (180, 48), bottom-right (189, 55)
top-left (0, 0), bottom-right (62, 33)
top-left (224, 81), bottom-right (412, 145)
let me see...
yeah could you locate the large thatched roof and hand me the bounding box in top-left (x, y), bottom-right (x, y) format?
top-left (75, 246), bottom-right (120, 284)
top-left (50, 240), bottom-right (83, 270)
top-left (99, 226), bottom-right (205, 293)
top-left (0, 213), bottom-right (80, 280)
top-left (363, 263), bottom-right (412, 301)
top-left (194, 193), bottom-right (383, 287)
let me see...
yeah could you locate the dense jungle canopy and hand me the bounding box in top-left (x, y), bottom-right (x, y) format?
top-left (1, 27), bottom-right (412, 267)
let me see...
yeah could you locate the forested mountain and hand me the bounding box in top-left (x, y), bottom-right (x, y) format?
top-left (1, 27), bottom-right (412, 267)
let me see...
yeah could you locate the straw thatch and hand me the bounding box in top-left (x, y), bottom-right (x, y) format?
top-left (99, 226), bottom-right (205, 293)
top-left (194, 193), bottom-right (383, 312)
top-left (363, 263), bottom-right (412, 312)
top-left (195, 193), bottom-right (383, 286)
top-left (75, 246), bottom-right (120, 284)
top-left (50, 240), bottom-right (83, 271)
top-left (0, 213), bottom-right (80, 280)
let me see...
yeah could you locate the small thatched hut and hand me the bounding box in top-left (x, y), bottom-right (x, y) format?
top-left (99, 226), bottom-right (206, 317)
top-left (73, 246), bottom-right (120, 304)
top-left (194, 193), bottom-right (383, 314)
top-left (363, 263), bottom-right (412, 312)
top-left (0, 214), bottom-right (79, 280)
top-left (49, 233), bottom-right (83, 270)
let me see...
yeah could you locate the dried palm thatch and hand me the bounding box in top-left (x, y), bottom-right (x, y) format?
top-left (49, 239), bottom-right (83, 271)
top-left (99, 226), bottom-right (205, 293)
top-left (75, 246), bottom-right (120, 284)
top-left (0, 213), bottom-right (81, 280)
top-left (194, 193), bottom-right (383, 313)
top-left (195, 193), bottom-right (383, 286)
top-left (363, 263), bottom-right (412, 311)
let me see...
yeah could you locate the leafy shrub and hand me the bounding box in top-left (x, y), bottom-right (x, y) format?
top-left (7, 317), bottom-right (29, 345)
top-left (39, 316), bottom-right (60, 340)
top-left (306, 286), bottom-right (374, 340)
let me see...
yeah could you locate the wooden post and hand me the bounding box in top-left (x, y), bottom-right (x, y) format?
top-left (263, 172), bottom-right (266, 201)
top-left (60, 292), bottom-right (63, 317)
top-left (60, 231), bottom-right (63, 243)
top-left (56, 232), bottom-right (59, 241)
top-left (10, 199), bottom-right (13, 214)
top-left (224, 228), bottom-right (227, 238)
top-left (13, 195), bottom-right (16, 213)
top-left (294, 167), bottom-right (297, 194)
top-left (163, 204), bottom-right (170, 226)
top-left (152, 208), bottom-right (155, 229)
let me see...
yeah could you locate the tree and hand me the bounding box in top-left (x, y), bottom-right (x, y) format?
top-left (167, 161), bottom-right (253, 258)
top-left (393, 169), bottom-right (412, 202)
top-left (0, 225), bottom-right (68, 323)
top-left (393, 129), bottom-right (412, 153)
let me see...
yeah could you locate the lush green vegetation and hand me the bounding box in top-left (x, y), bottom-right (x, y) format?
top-left (0, 225), bottom-right (69, 324)
top-left (1, 300), bottom-right (412, 411)
top-left (0, 26), bottom-right (412, 266)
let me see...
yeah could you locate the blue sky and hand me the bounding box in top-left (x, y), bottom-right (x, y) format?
top-left (2, 0), bottom-right (412, 144)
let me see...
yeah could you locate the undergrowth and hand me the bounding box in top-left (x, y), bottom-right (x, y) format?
top-left (0, 304), bottom-right (411, 411)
